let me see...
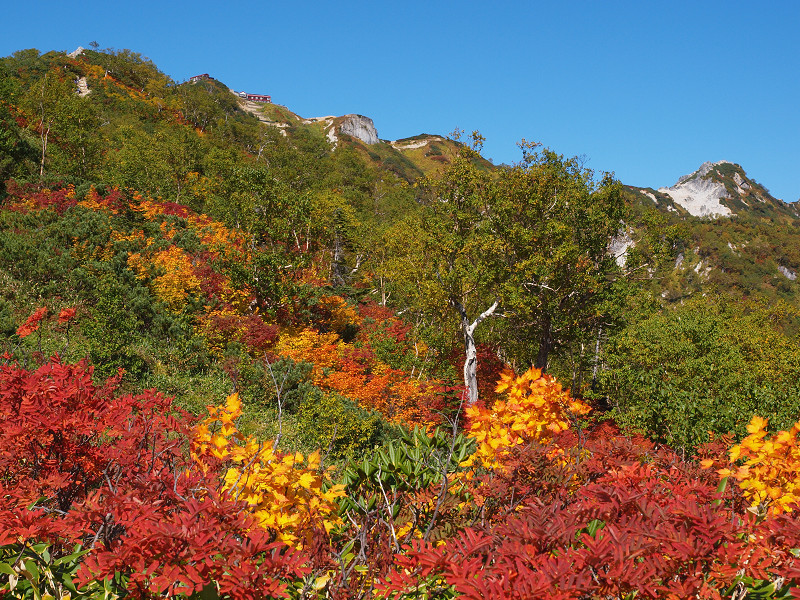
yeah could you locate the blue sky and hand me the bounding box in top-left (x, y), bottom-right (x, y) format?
top-left (4, 1), bottom-right (799, 200)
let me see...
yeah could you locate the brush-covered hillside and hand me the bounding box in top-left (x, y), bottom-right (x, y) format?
top-left (2, 46), bottom-right (800, 599)
top-left (622, 160), bottom-right (800, 305)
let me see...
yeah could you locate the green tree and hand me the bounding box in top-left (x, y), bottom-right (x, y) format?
top-left (0, 105), bottom-right (36, 192)
top-left (49, 94), bottom-right (101, 180)
top-left (599, 296), bottom-right (800, 452)
top-left (388, 133), bottom-right (501, 405)
top-left (104, 123), bottom-right (201, 200)
top-left (492, 143), bottom-right (626, 376)
top-left (21, 70), bottom-right (75, 178)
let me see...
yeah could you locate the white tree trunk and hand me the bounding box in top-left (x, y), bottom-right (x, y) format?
top-left (453, 300), bottom-right (499, 405)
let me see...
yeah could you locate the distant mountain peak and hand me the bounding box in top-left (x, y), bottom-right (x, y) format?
top-left (659, 161), bottom-right (734, 218)
top-left (636, 161), bottom-right (796, 221)
top-left (677, 160), bottom-right (732, 185)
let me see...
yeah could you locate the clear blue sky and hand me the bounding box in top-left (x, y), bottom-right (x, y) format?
top-left (4, 1), bottom-right (799, 200)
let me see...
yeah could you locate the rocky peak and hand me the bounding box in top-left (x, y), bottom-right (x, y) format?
top-left (645, 160), bottom-right (795, 221)
top-left (659, 161), bottom-right (733, 218)
top-left (339, 114), bottom-right (379, 145)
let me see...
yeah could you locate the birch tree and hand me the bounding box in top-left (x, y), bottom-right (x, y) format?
top-left (394, 133), bottom-right (502, 406)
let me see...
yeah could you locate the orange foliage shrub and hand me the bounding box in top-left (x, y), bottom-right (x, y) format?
top-left (715, 415), bottom-right (800, 514)
top-left (275, 328), bottom-right (447, 427)
top-left (133, 193), bottom-right (249, 258)
top-left (77, 185), bottom-right (125, 214)
top-left (465, 367), bottom-right (591, 469)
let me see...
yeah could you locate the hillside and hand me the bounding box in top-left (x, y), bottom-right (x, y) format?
top-left (619, 161), bottom-right (800, 305)
top-left (241, 98), bottom-right (492, 180)
top-left (2, 45), bottom-right (800, 599)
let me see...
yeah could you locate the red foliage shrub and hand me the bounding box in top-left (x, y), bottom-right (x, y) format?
top-left (4, 181), bottom-right (77, 214)
top-left (381, 434), bottom-right (800, 599)
top-left (239, 314), bottom-right (280, 354)
top-left (16, 306), bottom-right (47, 337)
top-left (192, 255), bottom-right (230, 300)
top-left (0, 359), bottom-right (310, 598)
top-left (57, 307), bottom-right (77, 323)
top-left (149, 201), bottom-right (191, 218)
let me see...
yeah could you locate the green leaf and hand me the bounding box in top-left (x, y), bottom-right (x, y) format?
top-left (52, 547), bottom-right (90, 566)
top-left (585, 519), bottom-right (606, 538)
top-left (23, 558), bottom-right (40, 581)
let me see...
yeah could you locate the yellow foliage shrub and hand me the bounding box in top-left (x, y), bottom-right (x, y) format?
top-left (128, 245), bottom-right (201, 312)
top-left (193, 393), bottom-right (345, 547)
top-left (319, 295), bottom-right (362, 333)
top-left (465, 367), bottom-right (591, 469)
top-left (718, 415), bottom-right (800, 514)
top-left (275, 328), bottom-right (341, 372)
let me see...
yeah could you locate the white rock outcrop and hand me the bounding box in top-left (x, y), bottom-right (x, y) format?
top-left (76, 76), bottom-right (91, 97)
top-left (609, 230), bottom-right (635, 268)
top-left (658, 161), bottom-right (733, 218)
top-left (339, 114), bottom-right (379, 145)
top-left (391, 136), bottom-right (445, 150)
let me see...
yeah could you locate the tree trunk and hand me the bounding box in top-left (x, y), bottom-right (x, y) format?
top-left (331, 231), bottom-right (346, 286)
top-left (453, 299), bottom-right (499, 405)
top-left (39, 121), bottom-right (50, 178)
top-left (591, 326), bottom-right (603, 391)
top-left (534, 315), bottom-right (552, 371)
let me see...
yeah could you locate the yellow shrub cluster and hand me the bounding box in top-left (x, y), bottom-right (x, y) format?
top-left (193, 393), bottom-right (345, 546)
top-left (275, 328), bottom-right (342, 371)
top-left (318, 295), bottom-right (362, 333)
top-left (718, 415), bottom-right (800, 514)
top-left (128, 246), bottom-right (201, 312)
top-left (465, 367), bottom-right (591, 469)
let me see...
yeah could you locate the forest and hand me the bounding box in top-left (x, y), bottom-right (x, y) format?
top-left (1, 46), bottom-right (800, 599)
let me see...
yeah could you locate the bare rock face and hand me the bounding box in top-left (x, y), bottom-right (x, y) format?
top-left (658, 161), bottom-right (733, 218)
top-left (76, 76), bottom-right (91, 97)
top-left (609, 229), bottom-right (635, 268)
top-left (339, 114), bottom-right (379, 145)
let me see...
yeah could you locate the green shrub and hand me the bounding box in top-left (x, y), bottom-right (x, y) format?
top-left (297, 389), bottom-right (394, 461)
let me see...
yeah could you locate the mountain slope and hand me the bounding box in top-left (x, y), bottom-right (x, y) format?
top-left (630, 160), bottom-right (798, 222)
top-left (242, 97), bottom-right (491, 180)
top-left (622, 161), bottom-right (800, 305)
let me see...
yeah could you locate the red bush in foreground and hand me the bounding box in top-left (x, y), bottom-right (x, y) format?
top-left (381, 434), bottom-right (800, 599)
top-left (0, 359), bottom-right (309, 598)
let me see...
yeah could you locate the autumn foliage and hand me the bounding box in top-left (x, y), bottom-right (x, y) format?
top-left (3, 356), bottom-right (800, 597)
top-left (193, 393), bottom-right (344, 547)
top-left (276, 326), bottom-right (451, 428)
top-left (3, 182), bottom-right (800, 599)
top-left (465, 367), bottom-right (591, 469)
top-left (716, 415), bottom-right (800, 514)
top-left (15, 307), bottom-right (47, 338)
top-left (374, 368), bottom-right (800, 599)
top-left (0, 359), bottom-right (315, 598)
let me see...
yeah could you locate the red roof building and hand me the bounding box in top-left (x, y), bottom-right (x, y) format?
top-left (245, 93), bottom-right (271, 103)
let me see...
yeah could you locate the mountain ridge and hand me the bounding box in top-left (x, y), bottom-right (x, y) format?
top-left (628, 160), bottom-right (798, 222)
